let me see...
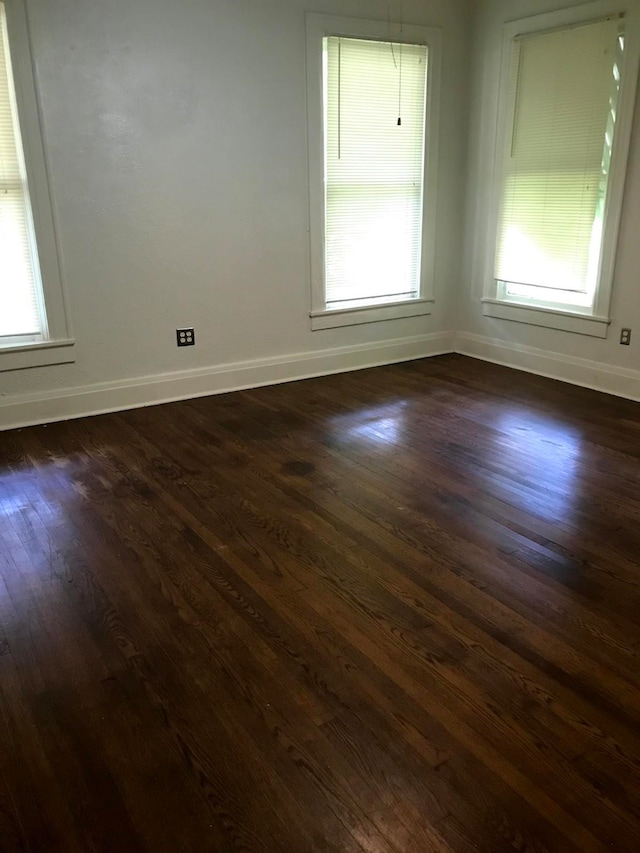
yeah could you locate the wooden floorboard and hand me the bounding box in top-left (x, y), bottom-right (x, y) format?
top-left (1, 353), bottom-right (640, 851)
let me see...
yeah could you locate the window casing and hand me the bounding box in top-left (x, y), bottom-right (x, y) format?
top-left (306, 14), bottom-right (441, 330)
top-left (483, 2), bottom-right (640, 338)
top-left (1, 0), bottom-right (73, 371)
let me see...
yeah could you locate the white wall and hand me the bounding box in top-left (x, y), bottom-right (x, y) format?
top-left (5, 0), bottom-right (639, 431)
top-left (460, 0), bottom-right (640, 387)
top-left (0, 0), bottom-right (473, 425)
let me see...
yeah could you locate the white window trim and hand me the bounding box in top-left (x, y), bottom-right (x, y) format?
top-left (482, 0), bottom-right (640, 339)
top-left (305, 13), bottom-right (441, 331)
top-left (1, 0), bottom-right (74, 372)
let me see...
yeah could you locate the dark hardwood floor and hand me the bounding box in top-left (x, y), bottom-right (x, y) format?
top-left (1, 354), bottom-right (640, 852)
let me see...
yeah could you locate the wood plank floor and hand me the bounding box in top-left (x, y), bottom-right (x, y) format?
top-left (1, 354), bottom-right (640, 852)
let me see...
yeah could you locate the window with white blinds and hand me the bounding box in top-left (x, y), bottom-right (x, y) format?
top-left (0, 1), bottom-right (45, 344)
top-left (323, 36), bottom-right (428, 311)
top-left (494, 16), bottom-right (624, 311)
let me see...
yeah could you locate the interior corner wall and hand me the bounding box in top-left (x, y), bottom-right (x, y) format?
top-left (0, 0), bottom-right (473, 428)
top-left (459, 0), bottom-right (640, 392)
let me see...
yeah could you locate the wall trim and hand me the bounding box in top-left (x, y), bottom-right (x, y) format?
top-left (455, 331), bottom-right (640, 403)
top-left (480, 299), bottom-right (610, 339)
top-left (0, 331), bottom-right (455, 431)
top-left (6, 328), bottom-right (640, 433)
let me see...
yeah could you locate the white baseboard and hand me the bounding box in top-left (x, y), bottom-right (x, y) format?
top-left (5, 329), bottom-right (639, 432)
top-left (0, 331), bottom-right (455, 431)
top-left (455, 331), bottom-right (640, 403)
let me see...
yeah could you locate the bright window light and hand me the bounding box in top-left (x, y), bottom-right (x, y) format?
top-left (0, 1), bottom-right (46, 344)
top-left (494, 17), bottom-right (624, 313)
top-left (323, 36), bottom-right (428, 311)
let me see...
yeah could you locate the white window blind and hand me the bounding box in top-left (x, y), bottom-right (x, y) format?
top-left (495, 17), bottom-right (623, 307)
top-left (0, 2), bottom-right (44, 342)
top-left (324, 36), bottom-right (428, 310)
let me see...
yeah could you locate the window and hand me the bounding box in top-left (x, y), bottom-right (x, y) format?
top-left (306, 15), bottom-right (441, 330)
top-left (483, 3), bottom-right (639, 338)
top-left (0, 0), bottom-right (73, 371)
top-left (1, 2), bottom-right (43, 346)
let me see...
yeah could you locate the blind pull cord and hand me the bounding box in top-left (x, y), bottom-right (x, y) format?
top-left (398, 43), bottom-right (403, 125)
top-left (388, 0), bottom-right (404, 126)
top-left (388, 40), bottom-right (403, 125)
top-left (398, 0), bottom-right (404, 125)
top-left (338, 37), bottom-right (342, 160)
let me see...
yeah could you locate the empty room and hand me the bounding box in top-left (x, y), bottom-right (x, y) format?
top-left (1, 0), bottom-right (640, 849)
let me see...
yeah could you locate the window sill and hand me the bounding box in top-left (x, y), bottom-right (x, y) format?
top-left (481, 299), bottom-right (610, 339)
top-left (0, 338), bottom-right (76, 372)
top-left (311, 299), bottom-right (434, 330)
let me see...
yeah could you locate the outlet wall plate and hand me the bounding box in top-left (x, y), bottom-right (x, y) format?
top-left (177, 328), bottom-right (195, 347)
top-left (620, 328), bottom-right (631, 346)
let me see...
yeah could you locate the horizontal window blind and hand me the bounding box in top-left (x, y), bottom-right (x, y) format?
top-left (495, 17), bottom-right (622, 301)
top-left (0, 2), bottom-right (43, 340)
top-left (324, 36), bottom-right (428, 310)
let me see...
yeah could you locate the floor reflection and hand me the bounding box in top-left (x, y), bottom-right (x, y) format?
top-left (330, 401), bottom-right (407, 447)
top-left (0, 466), bottom-right (82, 575)
top-left (494, 409), bottom-right (582, 523)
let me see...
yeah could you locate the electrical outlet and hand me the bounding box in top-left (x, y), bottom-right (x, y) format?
top-left (620, 328), bottom-right (631, 346)
top-left (176, 328), bottom-right (195, 347)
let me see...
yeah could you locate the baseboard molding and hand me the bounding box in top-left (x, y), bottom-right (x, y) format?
top-left (6, 328), bottom-right (640, 432)
top-left (455, 331), bottom-right (640, 403)
top-left (0, 331), bottom-right (455, 431)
